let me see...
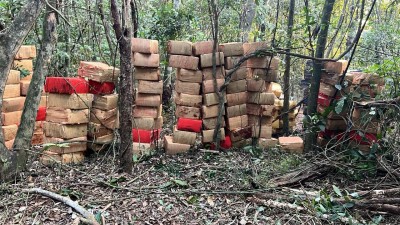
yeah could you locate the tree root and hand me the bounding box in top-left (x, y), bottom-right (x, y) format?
top-left (23, 188), bottom-right (100, 225)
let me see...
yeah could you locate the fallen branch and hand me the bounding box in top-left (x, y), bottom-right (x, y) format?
top-left (247, 196), bottom-right (305, 211)
top-left (23, 188), bottom-right (100, 225)
top-left (268, 164), bottom-right (332, 187)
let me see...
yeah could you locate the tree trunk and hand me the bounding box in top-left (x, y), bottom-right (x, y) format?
top-left (208, 0), bottom-right (223, 149)
top-left (110, 0), bottom-right (134, 174)
top-left (98, 0), bottom-right (115, 57)
top-left (13, 0), bottom-right (58, 166)
top-left (0, 0), bottom-right (44, 182)
top-left (304, 0), bottom-right (336, 152)
top-left (282, 0), bottom-right (295, 135)
top-left (240, 0), bottom-right (256, 42)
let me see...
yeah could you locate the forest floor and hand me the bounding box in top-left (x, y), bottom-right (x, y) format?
top-left (1, 146), bottom-right (400, 225)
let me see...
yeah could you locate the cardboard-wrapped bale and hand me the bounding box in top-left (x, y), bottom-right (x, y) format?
top-left (279, 137), bottom-right (304, 153)
top-left (175, 80), bottom-right (201, 95)
top-left (77, 61), bottom-right (120, 82)
top-left (219, 42), bottom-right (244, 57)
top-left (40, 151), bottom-right (85, 165)
top-left (15, 45), bottom-right (37, 59)
top-left (2, 125), bottom-right (18, 141)
top-left (1, 111), bottom-right (22, 126)
top-left (177, 69), bottom-right (203, 83)
top-left (136, 93), bottom-right (162, 107)
top-left (175, 106), bottom-right (201, 119)
top-left (167, 40), bottom-right (193, 56)
top-left (200, 52), bottom-right (224, 68)
top-left (202, 128), bottom-right (225, 143)
top-left (43, 136), bottom-right (87, 154)
top-left (46, 108), bottom-right (89, 124)
top-left (47, 93), bottom-right (93, 109)
top-left (164, 135), bottom-right (190, 154)
top-left (202, 79), bottom-right (224, 94)
top-left (137, 80), bottom-right (163, 94)
top-left (168, 55), bottom-right (199, 70)
top-left (173, 129), bottom-right (197, 145)
top-left (133, 117), bottom-right (163, 130)
top-left (193, 41), bottom-right (214, 56)
top-left (92, 94), bottom-right (118, 110)
top-left (43, 122), bottom-right (87, 139)
top-left (132, 53), bottom-right (160, 68)
top-left (203, 93), bottom-right (226, 106)
top-left (134, 67), bottom-right (160, 81)
top-left (133, 142), bottom-right (154, 156)
top-left (6, 70), bottom-right (20, 85)
top-left (202, 67), bottom-right (225, 80)
top-left (3, 84), bottom-right (21, 99)
top-left (131, 38), bottom-right (159, 54)
top-left (175, 93), bottom-right (202, 108)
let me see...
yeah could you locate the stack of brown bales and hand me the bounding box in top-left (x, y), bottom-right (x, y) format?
top-left (131, 38), bottom-right (163, 155)
top-left (78, 61), bottom-right (120, 151)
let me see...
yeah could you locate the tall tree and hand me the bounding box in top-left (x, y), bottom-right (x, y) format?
top-left (0, 0), bottom-right (44, 182)
top-left (13, 0), bottom-right (58, 163)
top-left (304, 0), bottom-right (336, 152)
top-left (240, 0), bottom-right (256, 42)
top-left (282, 0), bottom-right (295, 135)
top-left (110, 0), bottom-right (134, 173)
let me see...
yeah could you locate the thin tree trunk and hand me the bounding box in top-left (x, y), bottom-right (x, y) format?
top-left (304, 0), bottom-right (336, 153)
top-left (0, 0), bottom-right (44, 182)
top-left (325, 0), bottom-right (349, 58)
top-left (208, 0), bottom-right (223, 150)
top-left (110, 0), bottom-right (134, 173)
top-left (282, 0), bottom-right (295, 135)
top-left (130, 0), bottom-right (138, 38)
top-left (240, 0), bottom-right (256, 42)
top-left (98, 0), bottom-right (115, 57)
top-left (14, 0), bottom-right (58, 157)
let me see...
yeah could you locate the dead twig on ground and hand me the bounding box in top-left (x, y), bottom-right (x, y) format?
top-left (22, 188), bottom-right (100, 225)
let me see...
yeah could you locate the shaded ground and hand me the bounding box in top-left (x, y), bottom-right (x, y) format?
top-left (1, 147), bottom-right (399, 224)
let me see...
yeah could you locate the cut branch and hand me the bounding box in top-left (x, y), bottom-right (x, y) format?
top-left (23, 188), bottom-right (100, 225)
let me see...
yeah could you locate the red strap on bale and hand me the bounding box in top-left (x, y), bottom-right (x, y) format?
top-left (89, 80), bottom-right (115, 95)
top-left (220, 136), bottom-right (232, 149)
top-left (317, 93), bottom-right (341, 107)
top-left (177, 118), bottom-right (202, 133)
top-left (36, 107), bottom-right (46, 121)
top-left (132, 129), bottom-right (153, 143)
top-left (45, 77), bottom-right (89, 94)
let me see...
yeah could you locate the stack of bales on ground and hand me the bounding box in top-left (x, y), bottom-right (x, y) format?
top-left (198, 41), bottom-right (226, 146)
top-left (218, 42), bottom-right (248, 147)
top-left (41, 77), bottom-right (93, 164)
top-left (316, 60), bottom-right (351, 146)
top-left (2, 45), bottom-right (46, 148)
top-left (165, 40), bottom-right (203, 154)
top-left (78, 61), bottom-right (119, 151)
top-left (347, 72), bottom-right (384, 152)
top-left (131, 38), bottom-right (163, 156)
top-left (243, 42), bottom-right (277, 148)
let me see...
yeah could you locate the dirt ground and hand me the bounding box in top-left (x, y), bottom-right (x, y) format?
top-left (1, 147), bottom-right (399, 225)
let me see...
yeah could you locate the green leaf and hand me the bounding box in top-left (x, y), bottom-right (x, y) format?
top-left (172, 179), bottom-right (188, 187)
top-left (349, 192), bottom-right (359, 198)
top-left (342, 202), bottom-right (354, 208)
top-left (332, 185), bottom-right (342, 197)
top-left (94, 212), bottom-right (102, 224)
top-left (335, 97), bottom-right (346, 114)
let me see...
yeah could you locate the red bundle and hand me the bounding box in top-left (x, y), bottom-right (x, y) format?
top-left (89, 80), bottom-right (115, 95)
top-left (45, 77), bottom-right (89, 94)
top-left (36, 107), bottom-right (46, 121)
top-left (177, 118), bottom-right (202, 133)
